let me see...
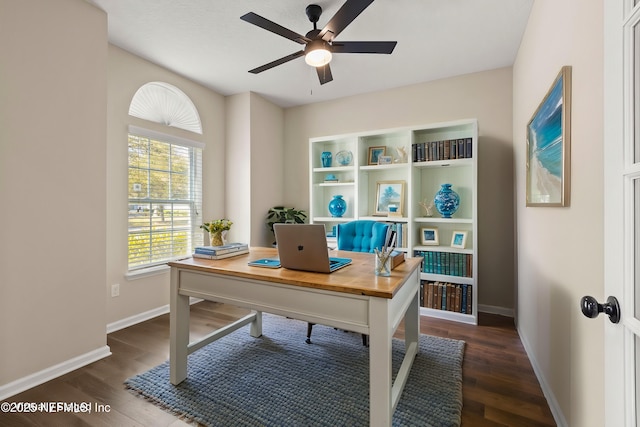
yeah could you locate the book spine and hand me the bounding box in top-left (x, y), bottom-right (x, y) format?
top-left (460, 284), bottom-right (467, 314)
top-left (193, 249), bottom-right (249, 260)
top-left (195, 245), bottom-right (248, 256)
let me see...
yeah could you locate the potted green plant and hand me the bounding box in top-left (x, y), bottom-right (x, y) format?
top-left (266, 207), bottom-right (307, 245)
top-left (200, 219), bottom-right (232, 246)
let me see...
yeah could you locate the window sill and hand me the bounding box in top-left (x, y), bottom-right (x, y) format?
top-left (125, 264), bottom-right (170, 281)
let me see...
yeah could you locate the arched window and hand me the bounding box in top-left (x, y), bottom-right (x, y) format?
top-left (127, 83), bottom-right (204, 272)
top-left (129, 82), bottom-right (202, 134)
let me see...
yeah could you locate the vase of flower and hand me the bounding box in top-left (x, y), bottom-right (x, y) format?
top-left (433, 184), bottom-right (460, 218)
top-left (200, 219), bottom-right (233, 246)
top-left (328, 195), bottom-right (347, 217)
top-left (209, 231), bottom-right (224, 246)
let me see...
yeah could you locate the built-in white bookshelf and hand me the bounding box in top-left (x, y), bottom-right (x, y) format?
top-left (309, 119), bottom-right (478, 324)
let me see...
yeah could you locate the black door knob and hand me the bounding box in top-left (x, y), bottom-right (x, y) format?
top-left (580, 295), bottom-right (621, 324)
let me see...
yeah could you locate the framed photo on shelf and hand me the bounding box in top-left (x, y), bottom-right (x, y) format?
top-left (375, 180), bottom-right (405, 215)
top-left (526, 66), bottom-right (571, 207)
top-left (377, 155), bottom-right (392, 165)
top-left (420, 227), bottom-right (439, 246)
top-left (450, 230), bottom-right (468, 249)
top-left (368, 146), bottom-right (386, 165)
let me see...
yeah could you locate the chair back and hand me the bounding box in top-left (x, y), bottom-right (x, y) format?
top-left (337, 220), bottom-right (390, 253)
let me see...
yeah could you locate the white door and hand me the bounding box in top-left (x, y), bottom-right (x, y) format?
top-left (602, 0), bottom-right (640, 426)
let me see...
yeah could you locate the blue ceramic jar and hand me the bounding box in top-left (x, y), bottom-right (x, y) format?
top-left (328, 195), bottom-right (347, 217)
top-left (321, 151), bottom-right (332, 167)
top-left (433, 184), bottom-right (460, 218)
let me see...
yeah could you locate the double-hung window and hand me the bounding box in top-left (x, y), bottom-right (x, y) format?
top-left (127, 126), bottom-right (203, 270)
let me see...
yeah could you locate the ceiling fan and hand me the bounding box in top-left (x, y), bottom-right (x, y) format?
top-left (240, 0), bottom-right (397, 85)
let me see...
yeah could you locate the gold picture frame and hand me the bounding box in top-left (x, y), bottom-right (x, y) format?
top-left (368, 146), bottom-right (386, 165)
top-left (526, 66), bottom-right (571, 207)
top-left (374, 180), bottom-right (405, 215)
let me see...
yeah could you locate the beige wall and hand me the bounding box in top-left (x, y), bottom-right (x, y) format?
top-left (106, 46), bottom-right (226, 324)
top-left (513, 0), bottom-right (604, 425)
top-left (225, 92), bottom-right (284, 247)
top-left (284, 68), bottom-right (515, 313)
top-left (0, 0), bottom-right (108, 386)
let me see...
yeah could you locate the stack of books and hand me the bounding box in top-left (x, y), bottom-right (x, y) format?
top-left (193, 242), bottom-right (249, 260)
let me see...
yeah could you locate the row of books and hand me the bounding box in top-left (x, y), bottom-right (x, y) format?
top-left (414, 250), bottom-right (473, 278)
top-left (384, 222), bottom-right (408, 249)
top-left (412, 138), bottom-right (473, 162)
top-left (420, 281), bottom-right (473, 314)
top-left (193, 242), bottom-right (249, 260)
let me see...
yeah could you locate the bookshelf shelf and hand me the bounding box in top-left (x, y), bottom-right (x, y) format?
top-left (309, 119), bottom-right (478, 324)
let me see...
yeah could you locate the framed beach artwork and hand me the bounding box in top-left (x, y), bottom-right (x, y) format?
top-left (374, 180), bottom-right (405, 215)
top-left (526, 66), bottom-right (572, 207)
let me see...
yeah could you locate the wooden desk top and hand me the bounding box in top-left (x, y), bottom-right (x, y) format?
top-left (168, 247), bottom-right (422, 299)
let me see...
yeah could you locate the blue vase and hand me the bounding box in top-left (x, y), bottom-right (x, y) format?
top-left (328, 195), bottom-right (347, 217)
top-left (321, 151), bottom-right (332, 167)
top-left (433, 184), bottom-right (460, 218)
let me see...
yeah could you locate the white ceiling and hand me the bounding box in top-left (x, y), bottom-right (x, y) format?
top-left (90, 0), bottom-right (533, 108)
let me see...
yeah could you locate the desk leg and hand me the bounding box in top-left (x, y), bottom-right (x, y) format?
top-left (369, 297), bottom-right (392, 427)
top-left (404, 285), bottom-right (420, 352)
top-left (250, 311), bottom-right (262, 337)
top-left (170, 268), bottom-right (190, 385)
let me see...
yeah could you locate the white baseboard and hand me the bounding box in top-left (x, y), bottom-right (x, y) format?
top-left (107, 297), bottom-right (204, 334)
top-left (0, 345), bottom-right (112, 401)
top-left (517, 325), bottom-right (567, 427)
top-left (478, 304), bottom-right (514, 318)
top-left (0, 299), bottom-right (208, 400)
top-left (106, 305), bottom-right (170, 334)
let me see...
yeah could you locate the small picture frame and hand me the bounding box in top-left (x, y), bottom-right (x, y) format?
top-left (368, 146), bottom-right (386, 165)
top-left (420, 227), bottom-right (439, 246)
top-left (377, 155), bottom-right (392, 165)
top-left (450, 231), bottom-right (468, 249)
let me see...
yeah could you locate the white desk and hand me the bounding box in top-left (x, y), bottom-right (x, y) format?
top-left (168, 247), bottom-right (422, 427)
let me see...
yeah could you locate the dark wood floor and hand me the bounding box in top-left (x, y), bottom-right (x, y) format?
top-left (1, 302), bottom-right (556, 427)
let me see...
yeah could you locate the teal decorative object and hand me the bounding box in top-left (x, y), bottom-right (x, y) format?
top-left (321, 151), bottom-right (332, 167)
top-left (328, 195), bottom-right (347, 217)
top-left (433, 184), bottom-right (460, 218)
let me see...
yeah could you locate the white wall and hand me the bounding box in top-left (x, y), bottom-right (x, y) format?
top-left (0, 0), bottom-right (108, 387)
top-left (106, 46), bottom-right (226, 324)
top-left (283, 68), bottom-right (516, 313)
top-left (513, 0), bottom-right (604, 425)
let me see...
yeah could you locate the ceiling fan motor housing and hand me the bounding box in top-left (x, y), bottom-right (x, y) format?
top-left (305, 4), bottom-right (323, 26)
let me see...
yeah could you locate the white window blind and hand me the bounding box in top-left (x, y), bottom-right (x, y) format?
top-left (127, 127), bottom-right (203, 270)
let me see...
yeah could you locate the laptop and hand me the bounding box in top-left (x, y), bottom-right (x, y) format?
top-left (273, 224), bottom-right (352, 273)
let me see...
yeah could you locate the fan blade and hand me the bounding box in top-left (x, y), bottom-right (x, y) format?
top-left (248, 51), bottom-right (305, 74)
top-left (319, 0), bottom-right (374, 42)
top-left (316, 64), bottom-right (333, 85)
top-left (240, 12), bottom-right (310, 44)
top-left (331, 41), bottom-right (397, 54)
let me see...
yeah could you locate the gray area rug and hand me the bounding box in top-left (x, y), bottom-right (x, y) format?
top-left (125, 314), bottom-right (465, 427)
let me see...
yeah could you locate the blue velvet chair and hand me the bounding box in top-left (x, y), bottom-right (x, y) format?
top-left (306, 220), bottom-right (390, 346)
top-left (336, 220), bottom-right (390, 253)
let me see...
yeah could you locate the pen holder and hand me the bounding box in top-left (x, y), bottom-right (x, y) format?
top-left (374, 250), bottom-right (391, 277)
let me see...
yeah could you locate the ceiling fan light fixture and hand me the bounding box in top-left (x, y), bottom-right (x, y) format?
top-left (304, 40), bottom-right (332, 67)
